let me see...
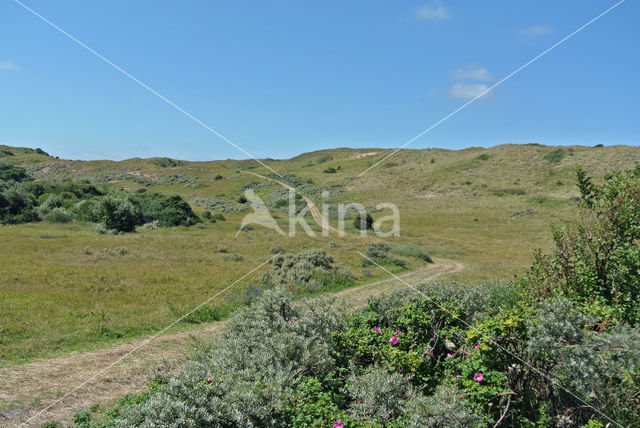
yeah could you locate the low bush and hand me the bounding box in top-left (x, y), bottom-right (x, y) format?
top-left (152, 157), bottom-right (180, 168)
top-left (362, 243), bottom-right (407, 267)
top-left (316, 154), bottom-right (333, 164)
top-left (0, 163), bottom-right (32, 182)
top-left (353, 212), bottom-right (373, 230)
top-left (391, 244), bottom-right (433, 263)
top-left (0, 182), bottom-right (38, 224)
top-left (492, 188), bottom-right (526, 197)
top-left (544, 148), bottom-right (567, 163)
top-left (134, 192), bottom-right (200, 227)
top-left (93, 194), bottom-right (140, 233)
top-left (43, 207), bottom-right (74, 223)
top-left (261, 249), bottom-right (353, 292)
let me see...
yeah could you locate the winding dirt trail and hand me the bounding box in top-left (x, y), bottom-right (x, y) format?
top-left (0, 259), bottom-right (462, 427)
top-left (240, 170), bottom-right (339, 234)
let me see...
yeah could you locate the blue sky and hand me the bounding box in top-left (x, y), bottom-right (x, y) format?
top-left (1, 1), bottom-right (638, 161)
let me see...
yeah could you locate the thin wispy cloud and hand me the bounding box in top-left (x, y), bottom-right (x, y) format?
top-left (415, 2), bottom-right (450, 21)
top-left (0, 60), bottom-right (19, 71)
top-left (448, 82), bottom-right (490, 100)
top-left (451, 65), bottom-right (491, 82)
top-left (520, 25), bottom-right (554, 37)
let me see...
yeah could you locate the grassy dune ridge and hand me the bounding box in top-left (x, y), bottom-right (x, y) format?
top-left (1, 143), bottom-right (639, 366)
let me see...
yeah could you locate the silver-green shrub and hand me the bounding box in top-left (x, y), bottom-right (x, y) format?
top-left (115, 288), bottom-right (346, 427)
top-left (346, 365), bottom-right (410, 425)
top-left (261, 249), bottom-right (353, 291)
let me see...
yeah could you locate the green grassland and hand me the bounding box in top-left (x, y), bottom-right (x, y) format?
top-left (2, 143), bottom-right (640, 366)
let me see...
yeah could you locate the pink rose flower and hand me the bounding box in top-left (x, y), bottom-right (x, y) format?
top-left (474, 373), bottom-right (484, 382)
top-left (204, 376), bottom-right (213, 383)
top-left (333, 421), bottom-right (344, 428)
top-left (373, 326), bottom-right (381, 334)
top-left (389, 336), bottom-right (398, 345)
top-left (474, 343), bottom-right (481, 350)
top-left (447, 353), bottom-right (456, 358)
top-left (395, 329), bottom-right (402, 335)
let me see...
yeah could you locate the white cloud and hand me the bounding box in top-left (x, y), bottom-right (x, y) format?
top-left (448, 82), bottom-right (490, 100)
top-left (520, 25), bottom-right (554, 37)
top-left (451, 65), bottom-right (491, 82)
top-left (415, 3), bottom-right (450, 21)
top-left (0, 60), bottom-right (18, 71)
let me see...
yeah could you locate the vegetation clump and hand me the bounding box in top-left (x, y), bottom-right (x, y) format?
top-left (392, 244), bottom-right (433, 263)
top-left (530, 165), bottom-right (640, 325)
top-left (152, 157), bottom-right (181, 168)
top-left (362, 243), bottom-right (407, 267)
top-left (544, 148), bottom-right (567, 163)
top-left (102, 280), bottom-right (640, 427)
top-left (353, 212), bottom-right (373, 230)
top-left (93, 194), bottom-right (140, 233)
top-left (261, 248), bottom-right (353, 292)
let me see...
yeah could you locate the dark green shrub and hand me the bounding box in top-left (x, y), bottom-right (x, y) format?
top-left (153, 157), bottom-right (180, 168)
top-left (530, 165), bottom-right (640, 325)
top-left (75, 200), bottom-right (101, 222)
top-left (273, 199), bottom-right (288, 209)
top-left (323, 167), bottom-right (337, 174)
top-left (0, 163), bottom-right (31, 182)
top-left (134, 192), bottom-right (199, 227)
top-left (0, 183), bottom-right (38, 224)
top-left (492, 188), bottom-right (526, 196)
top-left (316, 154), bottom-right (333, 164)
top-left (474, 153), bottom-right (490, 161)
top-left (353, 212), bottom-right (373, 230)
top-left (94, 194), bottom-right (140, 233)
